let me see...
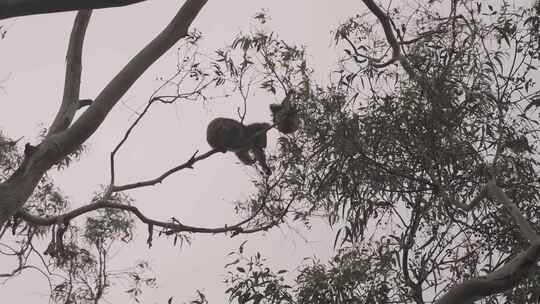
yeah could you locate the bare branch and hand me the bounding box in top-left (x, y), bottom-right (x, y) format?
top-left (112, 149), bottom-right (221, 192)
top-left (109, 97), bottom-right (155, 188)
top-left (48, 10), bottom-right (92, 136)
top-left (0, 0), bottom-right (147, 20)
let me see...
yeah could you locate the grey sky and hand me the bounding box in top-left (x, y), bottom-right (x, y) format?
top-left (1, 0), bottom-right (363, 302)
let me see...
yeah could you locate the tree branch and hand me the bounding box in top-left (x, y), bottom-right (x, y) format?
top-left (486, 180), bottom-right (540, 243)
top-left (436, 240), bottom-right (540, 304)
top-left (442, 186), bottom-right (488, 211)
top-left (360, 0), bottom-right (415, 74)
top-left (78, 99), bottom-right (93, 108)
top-left (48, 10), bottom-right (91, 136)
top-left (360, 0), bottom-right (400, 67)
top-left (112, 148), bottom-right (221, 192)
top-left (18, 197), bottom-right (279, 236)
top-left (0, 0), bottom-right (147, 20)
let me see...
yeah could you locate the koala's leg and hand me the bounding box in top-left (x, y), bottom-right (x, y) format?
top-left (252, 148), bottom-right (271, 175)
top-left (235, 149), bottom-right (255, 165)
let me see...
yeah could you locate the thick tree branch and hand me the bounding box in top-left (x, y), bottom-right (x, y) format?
top-left (48, 10), bottom-right (91, 136)
top-left (0, 0), bottom-right (147, 20)
top-left (486, 180), bottom-right (540, 243)
top-left (436, 240), bottom-right (540, 304)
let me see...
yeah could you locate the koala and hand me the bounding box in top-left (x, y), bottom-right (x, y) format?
top-left (206, 118), bottom-right (271, 175)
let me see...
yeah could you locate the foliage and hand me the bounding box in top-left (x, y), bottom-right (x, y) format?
top-left (226, 1), bottom-right (540, 303)
top-left (0, 133), bottom-right (152, 303)
top-left (224, 243), bottom-right (394, 304)
top-left (224, 243), bottom-right (293, 304)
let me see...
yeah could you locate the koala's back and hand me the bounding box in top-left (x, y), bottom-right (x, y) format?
top-left (206, 117), bottom-right (245, 151)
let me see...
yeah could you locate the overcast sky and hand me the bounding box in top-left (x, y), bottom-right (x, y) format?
top-left (1, 0), bottom-right (365, 302)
